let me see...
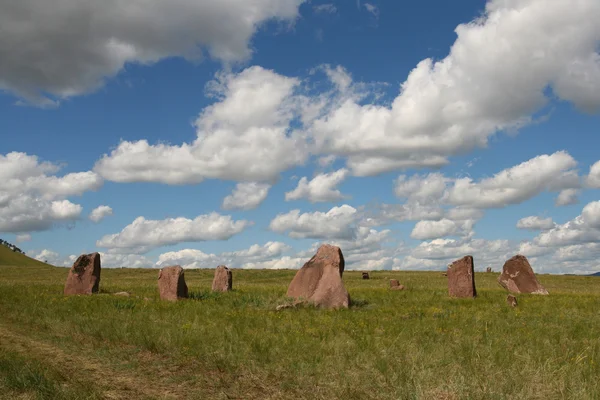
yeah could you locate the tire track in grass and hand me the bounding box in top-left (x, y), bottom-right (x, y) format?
top-left (0, 323), bottom-right (182, 400)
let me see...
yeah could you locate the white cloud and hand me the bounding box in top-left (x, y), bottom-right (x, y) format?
top-left (0, 0), bottom-right (304, 104)
top-left (95, 67), bottom-right (308, 184)
top-left (394, 173), bottom-right (449, 204)
top-left (157, 241), bottom-right (295, 269)
top-left (535, 201), bottom-right (600, 247)
top-left (364, 3), bottom-right (379, 18)
top-left (89, 205), bottom-right (114, 223)
top-left (399, 238), bottom-right (514, 272)
top-left (446, 152), bottom-right (579, 208)
top-left (96, 213), bottom-right (251, 253)
top-left (555, 189), bottom-right (580, 206)
top-left (586, 160), bottom-right (600, 188)
top-left (0, 152), bottom-right (101, 233)
top-left (314, 4), bottom-right (337, 14)
top-left (516, 216), bottom-right (555, 231)
top-left (269, 204), bottom-right (358, 239)
top-left (309, 1), bottom-right (600, 175)
top-left (410, 218), bottom-right (475, 240)
top-left (222, 182), bottom-right (271, 210)
top-left (15, 234), bottom-right (31, 243)
top-left (28, 249), bottom-right (61, 265)
top-left (285, 168), bottom-right (349, 203)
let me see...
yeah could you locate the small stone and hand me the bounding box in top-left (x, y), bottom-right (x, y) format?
top-left (64, 253), bottom-right (101, 295)
top-left (212, 265), bottom-right (233, 292)
top-left (486, 267), bottom-right (492, 273)
top-left (114, 291), bottom-right (130, 297)
top-left (507, 294), bottom-right (518, 307)
top-left (158, 265), bottom-right (188, 301)
top-left (362, 272), bottom-right (370, 280)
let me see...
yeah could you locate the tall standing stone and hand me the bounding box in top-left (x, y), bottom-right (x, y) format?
top-left (286, 244), bottom-right (349, 309)
top-left (447, 255), bottom-right (476, 298)
top-left (158, 265), bottom-right (188, 301)
top-left (64, 253), bottom-right (101, 295)
top-left (212, 265), bottom-right (233, 292)
top-left (498, 255), bottom-right (548, 295)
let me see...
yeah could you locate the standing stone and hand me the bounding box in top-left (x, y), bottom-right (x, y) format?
top-left (158, 265), bottom-right (188, 301)
top-left (498, 255), bottom-right (548, 295)
top-left (64, 253), bottom-right (101, 295)
top-left (362, 272), bottom-right (370, 280)
top-left (286, 244), bottom-right (349, 309)
top-left (507, 294), bottom-right (518, 307)
top-left (390, 279), bottom-right (405, 291)
top-left (447, 255), bottom-right (476, 298)
top-left (212, 265), bottom-right (233, 292)
top-left (486, 267), bottom-right (492, 273)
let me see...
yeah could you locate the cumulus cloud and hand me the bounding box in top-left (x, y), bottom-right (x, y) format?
top-left (0, 152), bottom-right (101, 233)
top-left (28, 249), bottom-right (61, 265)
top-left (157, 241), bottom-right (296, 269)
top-left (314, 4), bottom-right (337, 14)
top-left (586, 160), bottom-right (600, 188)
top-left (398, 238), bottom-right (514, 272)
top-left (446, 152), bottom-right (579, 208)
top-left (222, 182), bottom-right (271, 210)
top-left (95, 67), bottom-right (308, 184)
top-left (89, 205), bottom-right (113, 223)
top-left (96, 213), bottom-right (251, 253)
top-left (0, 0), bottom-right (304, 104)
top-left (555, 189), bottom-right (580, 206)
top-left (269, 204), bottom-right (358, 239)
top-left (309, 0), bottom-right (600, 175)
top-left (534, 201), bottom-right (600, 247)
top-left (410, 218), bottom-right (475, 240)
top-left (516, 216), bottom-right (555, 231)
top-left (285, 169), bottom-right (349, 203)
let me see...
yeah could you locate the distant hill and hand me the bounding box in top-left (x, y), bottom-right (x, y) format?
top-left (0, 244), bottom-right (53, 267)
top-left (589, 272), bottom-right (600, 277)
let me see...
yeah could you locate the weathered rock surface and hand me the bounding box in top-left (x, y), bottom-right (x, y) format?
top-left (158, 265), bottom-right (188, 301)
top-left (390, 279), bottom-right (405, 290)
top-left (64, 253), bottom-right (101, 295)
top-left (212, 265), bottom-right (233, 292)
top-left (362, 272), bottom-right (370, 280)
top-left (498, 255), bottom-right (548, 295)
top-left (286, 244), bottom-right (349, 309)
top-left (507, 294), bottom-right (518, 307)
top-left (447, 255), bottom-right (476, 298)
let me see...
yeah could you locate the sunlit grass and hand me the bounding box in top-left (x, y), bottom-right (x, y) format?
top-left (1, 264), bottom-right (599, 399)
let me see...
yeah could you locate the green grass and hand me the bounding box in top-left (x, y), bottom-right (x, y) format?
top-left (1, 263), bottom-right (599, 399)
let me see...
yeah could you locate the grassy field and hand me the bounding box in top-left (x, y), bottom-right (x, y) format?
top-left (1, 260), bottom-right (599, 400)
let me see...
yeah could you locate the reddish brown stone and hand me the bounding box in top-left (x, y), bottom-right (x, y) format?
top-left (64, 253), bottom-right (101, 295)
top-left (498, 255), bottom-right (548, 295)
top-left (362, 272), bottom-right (370, 280)
top-left (507, 294), bottom-right (518, 307)
top-left (389, 279), bottom-right (405, 290)
top-left (286, 244), bottom-right (349, 309)
top-left (212, 265), bottom-right (232, 292)
top-left (158, 265), bottom-right (188, 301)
top-left (447, 255), bottom-right (476, 298)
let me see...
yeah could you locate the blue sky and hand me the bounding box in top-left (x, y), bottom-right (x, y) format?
top-left (1, 0), bottom-right (599, 273)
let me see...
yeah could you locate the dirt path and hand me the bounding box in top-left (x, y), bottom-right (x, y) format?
top-left (0, 323), bottom-right (186, 400)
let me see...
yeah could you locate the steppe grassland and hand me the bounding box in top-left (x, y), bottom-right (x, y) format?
top-left (1, 263), bottom-right (599, 399)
